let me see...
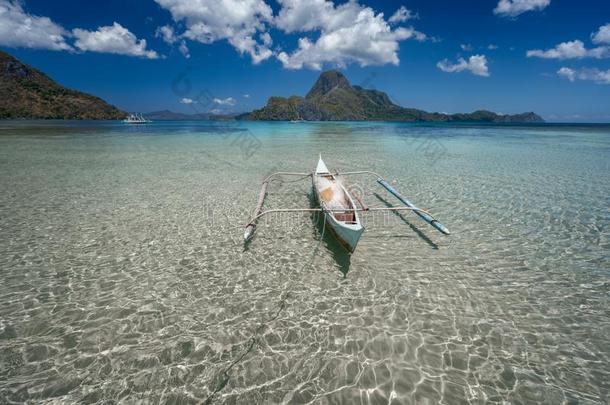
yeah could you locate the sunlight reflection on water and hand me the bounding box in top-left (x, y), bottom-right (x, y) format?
top-left (0, 121), bottom-right (608, 403)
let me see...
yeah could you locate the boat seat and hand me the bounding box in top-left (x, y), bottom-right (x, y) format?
top-left (334, 211), bottom-right (355, 222)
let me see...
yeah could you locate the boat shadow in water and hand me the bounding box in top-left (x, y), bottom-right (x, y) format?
top-left (308, 192), bottom-right (351, 278)
top-left (373, 192), bottom-right (439, 250)
top-left (243, 193), bottom-right (351, 277)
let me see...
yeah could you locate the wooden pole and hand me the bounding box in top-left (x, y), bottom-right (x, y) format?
top-left (335, 170), bottom-right (383, 178)
top-left (244, 172), bottom-right (311, 242)
top-left (263, 171), bottom-right (310, 183)
top-left (244, 181), bottom-right (269, 241)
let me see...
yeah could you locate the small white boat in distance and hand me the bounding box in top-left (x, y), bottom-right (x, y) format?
top-left (312, 156), bottom-right (364, 252)
top-left (122, 113), bottom-right (151, 124)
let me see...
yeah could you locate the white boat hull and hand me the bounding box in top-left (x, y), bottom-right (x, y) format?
top-left (313, 156), bottom-right (364, 253)
top-left (319, 209), bottom-right (364, 253)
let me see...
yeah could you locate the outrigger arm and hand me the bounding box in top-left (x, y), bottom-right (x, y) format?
top-left (336, 171), bottom-right (451, 235)
top-left (246, 205), bottom-right (432, 224)
top-left (244, 172), bottom-right (311, 241)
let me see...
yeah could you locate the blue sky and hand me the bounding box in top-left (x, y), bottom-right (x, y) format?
top-left (1, 0), bottom-right (609, 121)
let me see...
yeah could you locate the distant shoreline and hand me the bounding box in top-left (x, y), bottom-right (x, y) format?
top-left (2, 119), bottom-right (610, 126)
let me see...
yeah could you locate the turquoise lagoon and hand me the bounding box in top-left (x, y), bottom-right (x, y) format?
top-left (0, 121), bottom-right (608, 403)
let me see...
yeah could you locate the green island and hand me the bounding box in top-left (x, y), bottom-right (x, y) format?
top-left (247, 70), bottom-right (543, 122)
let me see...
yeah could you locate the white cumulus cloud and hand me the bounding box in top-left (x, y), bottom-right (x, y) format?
top-left (0, 0), bottom-right (71, 50)
top-left (154, 0), bottom-right (273, 64)
top-left (437, 55), bottom-right (490, 77)
top-left (493, 0), bottom-right (550, 17)
top-left (156, 25), bottom-right (177, 44)
top-left (180, 98), bottom-right (196, 104)
top-left (275, 0), bottom-right (425, 70)
top-left (153, 0), bottom-right (425, 68)
top-left (557, 67), bottom-right (610, 84)
top-left (557, 67), bottom-right (575, 81)
top-left (73, 22), bottom-right (159, 59)
top-left (274, 0), bottom-right (333, 33)
top-left (526, 40), bottom-right (609, 59)
top-left (156, 24), bottom-right (190, 58)
top-left (213, 97), bottom-right (236, 106)
top-left (388, 6), bottom-right (417, 24)
top-left (178, 41), bottom-right (190, 58)
top-left (592, 23), bottom-right (610, 45)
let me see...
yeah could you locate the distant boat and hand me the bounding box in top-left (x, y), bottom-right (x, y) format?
top-left (122, 113), bottom-right (151, 124)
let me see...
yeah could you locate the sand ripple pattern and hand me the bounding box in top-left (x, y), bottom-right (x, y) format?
top-left (0, 121), bottom-right (609, 404)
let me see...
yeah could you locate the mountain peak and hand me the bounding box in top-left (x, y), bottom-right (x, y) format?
top-left (248, 70), bottom-right (543, 123)
top-left (306, 70), bottom-right (352, 99)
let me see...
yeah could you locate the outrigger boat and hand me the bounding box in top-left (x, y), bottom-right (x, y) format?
top-left (244, 156), bottom-right (450, 252)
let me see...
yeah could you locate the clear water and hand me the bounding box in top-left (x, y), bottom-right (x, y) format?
top-left (0, 121), bottom-right (608, 404)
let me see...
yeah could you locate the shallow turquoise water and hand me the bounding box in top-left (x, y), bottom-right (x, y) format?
top-left (0, 121), bottom-right (608, 403)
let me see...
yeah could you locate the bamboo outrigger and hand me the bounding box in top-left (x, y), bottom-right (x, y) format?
top-left (244, 156), bottom-right (450, 252)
